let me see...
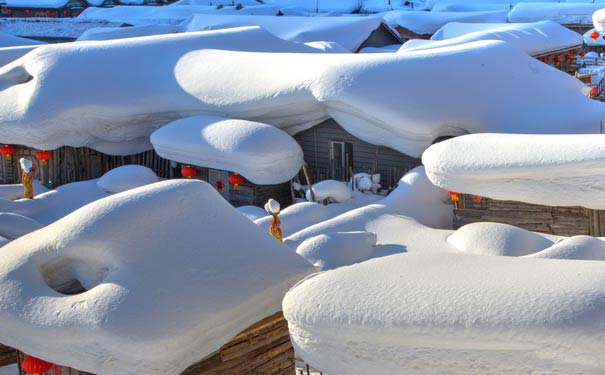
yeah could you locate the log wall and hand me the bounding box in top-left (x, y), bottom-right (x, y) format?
top-left (454, 194), bottom-right (605, 237)
top-left (0, 344), bottom-right (16, 367)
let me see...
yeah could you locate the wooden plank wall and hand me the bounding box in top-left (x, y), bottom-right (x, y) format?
top-left (0, 344), bottom-right (16, 367)
top-left (229, 182), bottom-right (291, 208)
top-left (454, 194), bottom-right (605, 237)
top-left (294, 120), bottom-right (420, 189)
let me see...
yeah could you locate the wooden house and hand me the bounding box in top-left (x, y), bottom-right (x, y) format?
top-left (2, 0), bottom-right (92, 18)
top-left (357, 21), bottom-right (403, 51)
top-left (452, 194), bottom-right (605, 237)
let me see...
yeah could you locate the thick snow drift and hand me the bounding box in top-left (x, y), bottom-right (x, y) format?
top-left (422, 134), bottom-right (605, 209)
top-left (384, 10), bottom-right (508, 35)
top-left (180, 13), bottom-right (384, 52)
top-left (151, 115), bottom-right (303, 185)
top-left (0, 31), bottom-right (44, 48)
top-left (305, 180), bottom-right (352, 203)
top-left (594, 8), bottom-right (605, 34)
top-left (0, 180), bottom-right (314, 375)
top-left (97, 165), bottom-right (159, 194)
top-left (0, 181), bottom-right (49, 200)
top-left (415, 21), bottom-right (583, 56)
top-left (77, 24), bottom-right (180, 42)
top-left (508, 3), bottom-right (605, 24)
top-left (284, 252), bottom-right (605, 374)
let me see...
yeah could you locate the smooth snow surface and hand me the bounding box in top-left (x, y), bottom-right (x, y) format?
top-left (284, 252), bottom-right (605, 375)
top-left (77, 24), bottom-right (180, 41)
top-left (508, 3), bottom-right (605, 24)
top-left (0, 182), bottom-right (49, 200)
top-left (296, 231), bottom-right (377, 269)
top-left (417, 21), bottom-right (582, 55)
top-left (237, 205), bottom-right (268, 221)
top-left (305, 180), bottom-right (352, 203)
top-left (0, 18), bottom-right (125, 39)
top-left (384, 10), bottom-right (508, 35)
top-left (5, 0), bottom-right (67, 7)
top-left (422, 134), bottom-right (605, 209)
top-left (265, 198), bottom-right (281, 214)
top-left (97, 165), bottom-right (159, 194)
top-left (0, 45), bottom-right (39, 68)
top-left (0, 212), bottom-right (43, 240)
top-left (0, 31), bottom-right (44, 48)
top-left (181, 14), bottom-right (385, 52)
top-left (0, 180), bottom-right (315, 375)
top-left (151, 115), bottom-right (303, 185)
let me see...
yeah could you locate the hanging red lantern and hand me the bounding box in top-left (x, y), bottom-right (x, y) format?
top-left (542, 58), bottom-right (550, 64)
top-left (590, 30), bottom-right (599, 42)
top-left (553, 55), bottom-right (563, 64)
top-left (473, 195), bottom-right (483, 203)
top-left (578, 50), bottom-right (586, 58)
top-left (564, 53), bottom-right (574, 61)
top-left (214, 179), bottom-right (225, 192)
top-left (35, 150), bottom-right (51, 166)
top-left (445, 190), bottom-right (460, 202)
top-left (22, 356), bottom-right (52, 375)
top-left (0, 144), bottom-right (15, 160)
top-left (180, 165), bottom-right (197, 179)
top-left (591, 86), bottom-right (598, 96)
top-left (228, 173), bottom-right (245, 190)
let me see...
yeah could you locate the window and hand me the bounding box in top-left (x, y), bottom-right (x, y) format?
top-left (329, 141), bottom-right (353, 181)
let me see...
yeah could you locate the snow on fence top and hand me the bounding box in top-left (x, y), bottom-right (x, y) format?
top-left (508, 3), bottom-right (605, 24)
top-left (150, 115), bottom-right (304, 184)
top-left (0, 31), bottom-right (603, 157)
top-left (0, 18), bottom-right (126, 39)
top-left (0, 179), bottom-right (315, 375)
top-left (383, 9), bottom-right (508, 35)
top-left (180, 13), bottom-right (384, 52)
top-left (422, 133), bottom-right (605, 209)
top-left (416, 21), bottom-right (583, 55)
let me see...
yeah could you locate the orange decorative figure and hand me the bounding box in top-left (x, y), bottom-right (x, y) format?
top-left (20, 158), bottom-right (35, 199)
top-left (264, 198), bottom-right (283, 242)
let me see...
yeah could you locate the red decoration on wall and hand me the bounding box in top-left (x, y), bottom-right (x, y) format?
top-left (578, 50), bottom-right (586, 58)
top-left (445, 190), bottom-right (460, 202)
top-left (214, 179), bottom-right (225, 192)
top-left (590, 30), bottom-right (599, 42)
top-left (22, 356), bottom-right (52, 375)
top-left (228, 173), bottom-right (245, 190)
top-left (0, 144), bottom-right (15, 160)
top-left (180, 165), bottom-right (197, 179)
top-left (35, 150), bottom-right (51, 165)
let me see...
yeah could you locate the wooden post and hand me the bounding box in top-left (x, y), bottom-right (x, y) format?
top-left (302, 163), bottom-right (315, 202)
top-left (289, 178), bottom-right (296, 205)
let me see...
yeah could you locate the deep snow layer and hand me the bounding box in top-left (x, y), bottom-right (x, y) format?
top-left (384, 10), bottom-right (508, 34)
top-left (284, 252), bottom-right (605, 374)
top-left (0, 32), bottom-right (603, 157)
top-left (415, 21), bottom-right (583, 56)
top-left (593, 8), bottom-right (605, 34)
top-left (508, 3), bottom-right (605, 24)
top-left (422, 134), bottom-right (605, 209)
top-left (150, 115), bottom-right (303, 184)
top-left (0, 180), bottom-right (314, 375)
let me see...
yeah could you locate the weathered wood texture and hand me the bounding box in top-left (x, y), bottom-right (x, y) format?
top-left (294, 119), bottom-right (420, 188)
top-left (357, 22), bottom-right (402, 51)
top-left (0, 344), bottom-right (16, 367)
top-left (229, 182), bottom-right (291, 208)
top-left (533, 46), bottom-right (581, 74)
top-left (16, 312), bottom-right (293, 375)
top-left (454, 194), bottom-right (605, 237)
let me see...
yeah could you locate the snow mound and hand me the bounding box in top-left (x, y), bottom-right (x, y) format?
top-left (97, 165), bottom-right (159, 194)
top-left (262, 0), bottom-right (361, 13)
top-left (0, 212), bottom-right (43, 240)
top-left (151, 115), bottom-right (303, 185)
top-left (236, 205), bottom-right (268, 221)
top-left (296, 231), bottom-right (377, 270)
top-left (304, 41), bottom-right (350, 53)
top-left (77, 24), bottom-right (180, 41)
top-left (306, 180), bottom-right (352, 203)
top-left (409, 21), bottom-right (583, 56)
top-left (0, 45), bottom-right (39, 68)
top-left (431, 1), bottom-right (511, 12)
top-left (180, 13), bottom-right (383, 52)
top-left (384, 10), bottom-right (508, 35)
top-left (527, 235), bottom-right (605, 261)
top-left (0, 179), bottom-right (315, 375)
top-left (508, 3), bottom-right (605, 24)
top-left (447, 222), bottom-right (555, 257)
top-left (0, 30), bottom-right (44, 48)
top-left (0, 236), bottom-right (8, 248)
top-left (594, 8), bottom-right (605, 34)
top-left (422, 134), bottom-right (605, 209)
top-left (0, 181), bottom-right (49, 200)
top-left (284, 252), bottom-right (605, 374)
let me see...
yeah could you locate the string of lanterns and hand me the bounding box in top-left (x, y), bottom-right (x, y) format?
top-left (179, 164), bottom-right (246, 191)
top-left (0, 144), bottom-right (14, 160)
top-left (446, 190), bottom-right (483, 203)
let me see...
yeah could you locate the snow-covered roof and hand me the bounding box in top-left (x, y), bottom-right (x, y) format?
top-left (0, 33), bottom-right (603, 157)
top-left (582, 28), bottom-right (605, 46)
top-left (404, 21), bottom-right (583, 56)
top-left (180, 13), bottom-right (385, 52)
top-left (383, 9), bottom-right (508, 35)
top-left (360, 0), bottom-right (415, 13)
top-left (0, 179), bottom-right (315, 375)
top-left (0, 30), bottom-right (45, 47)
top-left (5, 0), bottom-right (68, 8)
top-left (150, 115), bottom-right (304, 184)
top-left (430, 0), bottom-right (512, 12)
top-left (0, 18), bottom-right (126, 39)
top-left (263, 0), bottom-right (362, 13)
top-left (508, 3), bottom-right (605, 25)
top-left (77, 24), bottom-right (180, 41)
top-left (422, 133), bottom-right (605, 210)
top-left (593, 8), bottom-right (605, 33)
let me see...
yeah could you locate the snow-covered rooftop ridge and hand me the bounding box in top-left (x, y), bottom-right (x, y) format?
top-left (508, 2), bottom-right (605, 24)
top-left (180, 13), bottom-right (386, 52)
top-left (404, 21), bottom-right (583, 56)
top-left (0, 179), bottom-right (315, 375)
top-left (422, 133), bottom-right (605, 209)
top-left (383, 9), bottom-right (508, 35)
top-left (5, 0), bottom-right (67, 7)
top-left (150, 115), bottom-right (304, 184)
top-left (0, 17), bottom-right (126, 39)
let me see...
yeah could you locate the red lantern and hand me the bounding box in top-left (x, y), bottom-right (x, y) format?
top-left (445, 190), bottom-right (460, 202)
top-left (180, 165), bottom-right (197, 179)
top-left (214, 179), bottom-right (225, 192)
top-left (553, 55), bottom-right (563, 64)
top-left (0, 144), bottom-right (15, 160)
top-left (564, 53), bottom-right (574, 61)
top-left (22, 356), bottom-right (52, 375)
top-left (542, 58), bottom-right (550, 64)
top-left (578, 50), bottom-right (586, 58)
top-left (591, 87), bottom-right (598, 96)
top-left (590, 30), bottom-right (599, 42)
top-left (35, 150), bottom-right (51, 166)
top-left (228, 173), bottom-right (245, 190)
top-left (473, 195), bottom-right (483, 203)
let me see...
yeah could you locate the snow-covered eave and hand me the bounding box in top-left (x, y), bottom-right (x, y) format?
top-left (532, 45), bottom-right (582, 59)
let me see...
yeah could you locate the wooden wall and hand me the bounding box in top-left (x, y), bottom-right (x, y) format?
top-left (454, 194), bottom-right (605, 237)
top-left (357, 23), bottom-right (402, 51)
top-left (229, 182), bottom-right (292, 208)
top-left (0, 344), bottom-right (15, 367)
top-left (294, 119), bottom-right (420, 189)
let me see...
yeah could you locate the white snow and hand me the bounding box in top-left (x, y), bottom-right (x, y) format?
top-left (415, 21), bottom-right (583, 56)
top-left (0, 45), bottom-right (39, 68)
top-left (19, 158), bottom-right (32, 172)
top-left (262, 0), bottom-right (362, 13)
top-left (284, 252), bottom-right (605, 375)
top-left (265, 198), bottom-right (281, 214)
top-left (594, 8), bottom-right (605, 33)
top-left (383, 10), bottom-right (508, 35)
top-left (0, 179), bottom-right (315, 375)
top-left (151, 115), bottom-right (304, 185)
top-left (583, 28), bottom-right (605, 46)
top-left (77, 24), bottom-right (180, 42)
top-left (96, 165), bottom-right (159, 194)
top-left (180, 13), bottom-right (384, 52)
top-left (296, 231), bottom-right (377, 269)
top-left (236, 205), bottom-right (268, 221)
top-left (422, 134), bottom-right (605, 209)
top-left (305, 180), bottom-right (352, 203)
top-left (430, 1), bottom-right (512, 12)
top-left (5, 0), bottom-right (67, 8)
top-left (0, 365), bottom-right (16, 375)
top-left (528, 235), bottom-right (605, 261)
top-left (0, 212), bottom-right (43, 240)
top-left (0, 181), bottom-right (49, 200)
top-left (0, 31), bottom-right (44, 48)
top-left (508, 3), bottom-right (605, 24)
top-left (0, 18), bottom-right (126, 40)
